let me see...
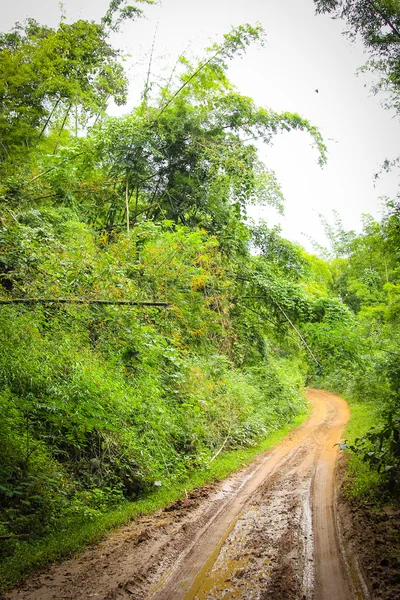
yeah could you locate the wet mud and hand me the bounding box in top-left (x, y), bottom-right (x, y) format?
top-left (6, 389), bottom-right (368, 600)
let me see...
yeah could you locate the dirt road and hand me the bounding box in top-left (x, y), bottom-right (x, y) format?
top-left (6, 389), bottom-right (368, 600)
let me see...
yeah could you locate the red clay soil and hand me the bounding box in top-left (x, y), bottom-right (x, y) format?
top-left (4, 389), bottom-right (386, 600)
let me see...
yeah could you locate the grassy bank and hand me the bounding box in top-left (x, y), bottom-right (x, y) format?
top-left (341, 396), bottom-right (383, 499)
top-left (0, 408), bottom-right (308, 594)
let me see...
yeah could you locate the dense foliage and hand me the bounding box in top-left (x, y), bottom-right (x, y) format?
top-left (314, 0), bottom-right (400, 495)
top-left (307, 207), bottom-right (400, 492)
top-left (0, 5), bottom-right (336, 566)
top-left (0, 0), bottom-right (398, 583)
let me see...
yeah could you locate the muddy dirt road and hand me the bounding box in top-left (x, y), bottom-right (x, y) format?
top-left (6, 389), bottom-right (368, 600)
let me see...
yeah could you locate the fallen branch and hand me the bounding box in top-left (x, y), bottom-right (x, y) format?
top-left (208, 434), bottom-right (230, 464)
top-left (0, 298), bottom-right (170, 307)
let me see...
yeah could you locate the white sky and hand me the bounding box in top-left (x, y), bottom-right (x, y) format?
top-left (2, 0), bottom-right (400, 251)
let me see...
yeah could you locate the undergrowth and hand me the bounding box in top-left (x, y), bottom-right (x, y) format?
top-left (0, 409), bottom-right (308, 594)
top-left (340, 397), bottom-right (384, 499)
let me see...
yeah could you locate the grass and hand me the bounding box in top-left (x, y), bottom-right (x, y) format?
top-left (341, 396), bottom-right (383, 499)
top-left (0, 409), bottom-right (309, 594)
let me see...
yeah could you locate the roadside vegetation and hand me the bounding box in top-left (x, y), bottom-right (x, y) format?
top-left (313, 0), bottom-right (400, 501)
top-left (310, 208), bottom-right (400, 498)
top-left (0, 0), bottom-right (399, 591)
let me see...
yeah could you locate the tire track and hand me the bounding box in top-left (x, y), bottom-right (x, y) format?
top-left (6, 389), bottom-right (362, 600)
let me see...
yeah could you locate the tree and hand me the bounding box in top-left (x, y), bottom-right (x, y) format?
top-left (0, 1), bottom-right (152, 165)
top-left (315, 0), bottom-right (400, 112)
top-left (77, 24), bottom-right (327, 234)
top-left (251, 223), bottom-right (307, 281)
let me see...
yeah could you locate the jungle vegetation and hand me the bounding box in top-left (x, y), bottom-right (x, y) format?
top-left (0, 0), bottom-right (399, 589)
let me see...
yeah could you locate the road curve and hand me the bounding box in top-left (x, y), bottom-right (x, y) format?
top-left (150, 389), bottom-right (352, 600)
top-left (6, 389), bottom-right (364, 600)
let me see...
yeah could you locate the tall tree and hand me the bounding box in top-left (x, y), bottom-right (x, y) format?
top-left (79, 24), bottom-right (327, 233)
top-left (0, 1), bottom-right (152, 165)
top-left (315, 0), bottom-right (400, 112)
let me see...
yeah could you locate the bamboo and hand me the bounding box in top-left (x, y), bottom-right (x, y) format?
top-left (0, 298), bottom-right (170, 307)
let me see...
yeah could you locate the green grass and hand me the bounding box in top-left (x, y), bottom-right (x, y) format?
top-left (0, 409), bottom-right (308, 594)
top-left (341, 397), bottom-right (383, 499)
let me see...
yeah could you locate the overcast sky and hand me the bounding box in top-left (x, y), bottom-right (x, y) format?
top-left (2, 0), bottom-right (400, 251)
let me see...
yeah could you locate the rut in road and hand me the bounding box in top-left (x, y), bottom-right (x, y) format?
top-left (6, 389), bottom-right (368, 600)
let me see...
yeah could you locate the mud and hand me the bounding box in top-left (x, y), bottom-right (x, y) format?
top-left (336, 455), bottom-right (400, 600)
top-left (5, 389), bottom-right (366, 600)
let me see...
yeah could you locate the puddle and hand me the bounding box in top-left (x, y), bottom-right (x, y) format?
top-left (184, 470), bottom-right (317, 600)
top-left (195, 555), bottom-right (249, 599)
top-left (186, 506), bottom-right (276, 600)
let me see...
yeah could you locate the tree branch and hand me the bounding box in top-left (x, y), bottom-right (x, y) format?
top-left (0, 298), bottom-right (170, 307)
top-left (368, 0), bottom-right (400, 40)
